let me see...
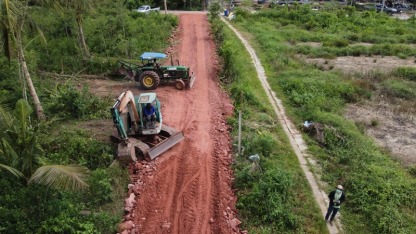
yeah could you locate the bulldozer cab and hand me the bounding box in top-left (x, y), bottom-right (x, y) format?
top-left (136, 93), bottom-right (163, 135)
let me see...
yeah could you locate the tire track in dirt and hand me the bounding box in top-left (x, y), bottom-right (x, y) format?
top-left (203, 21), bottom-right (225, 234)
top-left (169, 14), bottom-right (207, 234)
top-left (170, 14), bottom-right (213, 234)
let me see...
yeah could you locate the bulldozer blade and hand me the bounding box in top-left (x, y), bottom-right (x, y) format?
top-left (188, 73), bottom-right (196, 88)
top-left (118, 66), bottom-right (134, 80)
top-left (148, 131), bottom-right (185, 160)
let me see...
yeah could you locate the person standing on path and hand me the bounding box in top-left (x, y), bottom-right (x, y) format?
top-left (325, 184), bottom-right (346, 226)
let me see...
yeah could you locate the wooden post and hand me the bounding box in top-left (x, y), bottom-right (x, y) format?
top-left (238, 110), bottom-right (242, 155)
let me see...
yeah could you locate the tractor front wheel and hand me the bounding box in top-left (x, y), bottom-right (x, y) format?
top-left (175, 79), bottom-right (185, 90)
top-left (139, 71), bottom-right (160, 90)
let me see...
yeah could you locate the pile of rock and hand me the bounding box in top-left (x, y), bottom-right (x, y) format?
top-left (117, 162), bottom-right (145, 234)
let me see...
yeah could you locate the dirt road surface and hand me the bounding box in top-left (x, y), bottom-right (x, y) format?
top-left (126, 13), bottom-right (240, 234)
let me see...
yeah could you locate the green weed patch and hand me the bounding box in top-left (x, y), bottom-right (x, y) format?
top-left (229, 5), bottom-right (416, 233)
top-left (211, 17), bottom-right (327, 233)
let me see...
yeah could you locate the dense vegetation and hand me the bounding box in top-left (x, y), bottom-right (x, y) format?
top-left (212, 3), bottom-right (416, 233)
top-left (125, 0), bottom-right (207, 10)
top-left (0, 0), bottom-right (178, 232)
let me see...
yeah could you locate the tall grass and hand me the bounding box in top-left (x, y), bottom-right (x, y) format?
top-left (229, 5), bottom-right (416, 233)
top-left (211, 17), bottom-right (327, 233)
top-left (28, 1), bottom-right (178, 74)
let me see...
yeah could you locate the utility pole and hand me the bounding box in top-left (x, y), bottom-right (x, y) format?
top-left (164, 0), bottom-right (168, 14)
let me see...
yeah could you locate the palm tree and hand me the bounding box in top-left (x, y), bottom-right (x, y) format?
top-left (58, 0), bottom-right (94, 60)
top-left (1, 0), bottom-right (46, 120)
top-left (0, 100), bottom-right (89, 191)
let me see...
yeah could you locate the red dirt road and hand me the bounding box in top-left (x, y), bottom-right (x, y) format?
top-left (128, 13), bottom-right (240, 234)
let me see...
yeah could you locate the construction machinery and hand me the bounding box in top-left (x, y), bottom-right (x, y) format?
top-left (110, 90), bottom-right (184, 164)
top-left (118, 52), bottom-right (196, 90)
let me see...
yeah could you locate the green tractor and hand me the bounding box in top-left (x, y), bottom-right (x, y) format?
top-left (118, 52), bottom-right (196, 90)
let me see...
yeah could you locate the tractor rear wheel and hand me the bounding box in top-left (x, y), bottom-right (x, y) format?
top-left (139, 71), bottom-right (160, 90)
top-left (174, 79), bottom-right (185, 90)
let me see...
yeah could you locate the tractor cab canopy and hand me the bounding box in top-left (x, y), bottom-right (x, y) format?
top-left (140, 52), bottom-right (167, 60)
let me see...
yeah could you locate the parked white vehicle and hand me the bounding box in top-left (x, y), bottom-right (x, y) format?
top-left (136, 5), bottom-right (160, 14)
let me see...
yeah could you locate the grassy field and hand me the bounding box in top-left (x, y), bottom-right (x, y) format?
top-left (213, 3), bottom-right (416, 233)
top-left (209, 6), bottom-right (328, 232)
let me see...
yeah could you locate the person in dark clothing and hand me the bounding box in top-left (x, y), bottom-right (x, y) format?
top-left (325, 184), bottom-right (346, 226)
top-left (143, 103), bottom-right (156, 128)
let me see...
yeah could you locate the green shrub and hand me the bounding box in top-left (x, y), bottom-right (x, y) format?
top-left (0, 59), bottom-right (22, 106)
top-left (243, 132), bottom-right (277, 158)
top-left (87, 212), bottom-right (119, 234)
top-left (38, 212), bottom-right (94, 234)
top-left (45, 83), bottom-right (110, 120)
top-left (409, 165), bottom-right (416, 177)
top-left (208, 1), bottom-right (222, 21)
top-left (237, 169), bottom-right (299, 231)
top-left (323, 38), bottom-right (349, 48)
top-left (382, 79), bottom-right (416, 100)
top-left (43, 128), bottom-right (113, 170)
top-left (85, 169), bottom-right (114, 206)
top-left (392, 67), bottom-right (416, 81)
top-left (0, 178), bottom-right (90, 233)
top-left (26, 2), bottom-right (178, 73)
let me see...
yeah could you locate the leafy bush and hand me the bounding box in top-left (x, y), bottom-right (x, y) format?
top-left (38, 211), bottom-right (94, 234)
top-left (237, 170), bottom-right (299, 231)
top-left (0, 178), bottom-right (87, 233)
top-left (243, 132), bottom-right (277, 158)
top-left (208, 1), bottom-right (221, 21)
top-left (0, 59), bottom-right (24, 106)
top-left (323, 37), bottom-right (349, 48)
top-left (381, 79), bottom-right (416, 100)
top-left (43, 128), bottom-right (113, 170)
top-left (45, 83), bottom-right (110, 120)
top-left (86, 212), bottom-right (119, 234)
top-left (84, 169), bottom-right (114, 206)
top-left (392, 67), bottom-right (416, 81)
